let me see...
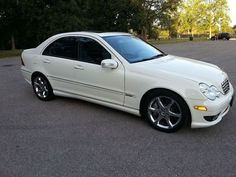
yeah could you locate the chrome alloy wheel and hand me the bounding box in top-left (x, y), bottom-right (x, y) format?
top-left (33, 76), bottom-right (49, 99)
top-left (148, 96), bottom-right (182, 129)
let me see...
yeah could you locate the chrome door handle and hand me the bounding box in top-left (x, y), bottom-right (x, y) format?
top-left (43, 59), bottom-right (51, 64)
top-left (74, 65), bottom-right (84, 70)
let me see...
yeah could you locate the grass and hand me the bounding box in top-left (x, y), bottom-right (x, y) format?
top-left (0, 49), bottom-right (22, 59)
top-left (148, 38), bottom-right (208, 45)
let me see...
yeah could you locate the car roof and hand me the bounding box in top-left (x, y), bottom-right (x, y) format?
top-left (36, 31), bottom-right (131, 53)
top-left (98, 32), bottom-right (131, 37)
top-left (54, 31), bottom-right (131, 38)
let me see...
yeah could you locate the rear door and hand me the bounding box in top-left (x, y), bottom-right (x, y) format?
top-left (41, 36), bottom-right (78, 93)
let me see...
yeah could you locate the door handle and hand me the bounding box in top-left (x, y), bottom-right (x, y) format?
top-left (43, 59), bottom-right (51, 64)
top-left (74, 65), bottom-right (84, 70)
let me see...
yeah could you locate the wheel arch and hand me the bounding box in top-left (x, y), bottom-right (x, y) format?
top-left (139, 88), bottom-right (192, 124)
top-left (31, 71), bottom-right (48, 84)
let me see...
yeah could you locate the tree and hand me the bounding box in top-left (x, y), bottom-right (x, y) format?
top-left (83, 0), bottom-right (135, 32)
top-left (0, 0), bottom-right (188, 49)
top-left (0, 0), bottom-right (22, 50)
top-left (177, 0), bottom-right (231, 37)
top-left (178, 0), bottom-right (206, 37)
top-left (129, 0), bottom-right (181, 39)
top-left (233, 25), bottom-right (236, 34)
top-left (157, 0), bottom-right (182, 38)
top-left (204, 0), bottom-right (231, 38)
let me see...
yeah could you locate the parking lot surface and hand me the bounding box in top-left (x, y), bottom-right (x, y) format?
top-left (0, 41), bottom-right (236, 177)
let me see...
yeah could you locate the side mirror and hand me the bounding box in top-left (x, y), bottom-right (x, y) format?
top-left (101, 59), bottom-right (118, 69)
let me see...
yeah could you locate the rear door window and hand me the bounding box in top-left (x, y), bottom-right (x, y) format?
top-left (43, 37), bottom-right (77, 60)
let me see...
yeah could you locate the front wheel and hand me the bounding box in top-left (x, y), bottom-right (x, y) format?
top-left (141, 90), bottom-right (190, 133)
top-left (32, 75), bottom-right (54, 101)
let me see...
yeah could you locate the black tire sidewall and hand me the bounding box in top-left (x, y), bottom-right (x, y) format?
top-left (32, 75), bottom-right (54, 101)
top-left (141, 90), bottom-right (190, 133)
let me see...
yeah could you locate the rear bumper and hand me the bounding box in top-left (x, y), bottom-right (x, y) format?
top-left (189, 84), bottom-right (234, 128)
top-left (21, 66), bottom-right (32, 84)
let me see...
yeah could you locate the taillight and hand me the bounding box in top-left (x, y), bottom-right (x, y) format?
top-left (21, 55), bottom-right (25, 66)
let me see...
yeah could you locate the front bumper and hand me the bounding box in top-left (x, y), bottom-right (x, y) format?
top-left (188, 84), bottom-right (234, 128)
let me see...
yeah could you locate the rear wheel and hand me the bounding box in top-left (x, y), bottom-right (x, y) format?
top-left (32, 75), bottom-right (54, 101)
top-left (141, 90), bottom-right (190, 133)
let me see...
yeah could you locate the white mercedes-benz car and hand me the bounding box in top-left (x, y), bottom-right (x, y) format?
top-left (21, 32), bottom-right (234, 132)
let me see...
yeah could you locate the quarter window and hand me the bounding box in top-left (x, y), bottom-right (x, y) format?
top-left (43, 37), bottom-right (77, 60)
top-left (79, 37), bottom-right (111, 65)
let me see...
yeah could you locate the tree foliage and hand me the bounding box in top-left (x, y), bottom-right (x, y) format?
top-left (177, 0), bottom-right (231, 37)
top-left (0, 0), bottom-right (182, 49)
top-left (0, 0), bottom-right (232, 49)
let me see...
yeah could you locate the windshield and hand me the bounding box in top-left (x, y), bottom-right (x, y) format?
top-left (103, 35), bottom-right (166, 63)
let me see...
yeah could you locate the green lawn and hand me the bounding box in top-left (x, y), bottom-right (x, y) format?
top-left (0, 50), bottom-right (22, 59)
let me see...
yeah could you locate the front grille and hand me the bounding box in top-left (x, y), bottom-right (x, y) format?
top-left (221, 79), bottom-right (230, 94)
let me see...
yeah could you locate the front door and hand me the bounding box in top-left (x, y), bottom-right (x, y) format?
top-left (73, 36), bottom-right (125, 105)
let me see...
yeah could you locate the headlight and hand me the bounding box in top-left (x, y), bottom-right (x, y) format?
top-left (199, 83), bottom-right (221, 101)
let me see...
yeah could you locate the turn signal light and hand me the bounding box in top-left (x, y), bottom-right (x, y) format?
top-left (194, 106), bottom-right (207, 111)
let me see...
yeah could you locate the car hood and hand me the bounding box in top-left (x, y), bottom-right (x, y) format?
top-left (132, 55), bottom-right (227, 86)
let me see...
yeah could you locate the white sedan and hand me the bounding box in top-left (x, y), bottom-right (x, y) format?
top-left (21, 32), bottom-right (234, 132)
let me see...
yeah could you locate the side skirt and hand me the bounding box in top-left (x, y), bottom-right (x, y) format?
top-left (54, 89), bottom-right (140, 116)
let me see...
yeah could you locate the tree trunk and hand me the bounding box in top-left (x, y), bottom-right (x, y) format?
top-left (191, 28), bottom-right (193, 37)
top-left (209, 25), bottom-right (212, 38)
top-left (11, 35), bottom-right (16, 50)
top-left (140, 26), bottom-right (147, 41)
top-left (141, 26), bottom-right (147, 41)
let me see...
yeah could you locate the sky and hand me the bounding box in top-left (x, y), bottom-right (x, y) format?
top-left (227, 0), bottom-right (236, 26)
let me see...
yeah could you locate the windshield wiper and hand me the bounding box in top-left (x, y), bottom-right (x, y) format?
top-left (138, 53), bottom-right (167, 62)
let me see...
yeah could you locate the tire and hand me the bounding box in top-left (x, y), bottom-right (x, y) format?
top-left (141, 90), bottom-right (190, 133)
top-left (32, 74), bottom-right (54, 101)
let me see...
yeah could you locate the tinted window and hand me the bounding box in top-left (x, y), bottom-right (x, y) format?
top-left (103, 35), bottom-right (165, 63)
top-left (79, 37), bottom-right (111, 65)
top-left (43, 37), bottom-right (77, 60)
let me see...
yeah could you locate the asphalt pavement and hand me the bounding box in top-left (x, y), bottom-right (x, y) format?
top-left (0, 40), bottom-right (236, 177)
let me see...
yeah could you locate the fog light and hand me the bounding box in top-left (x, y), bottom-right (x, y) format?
top-left (194, 106), bottom-right (207, 111)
